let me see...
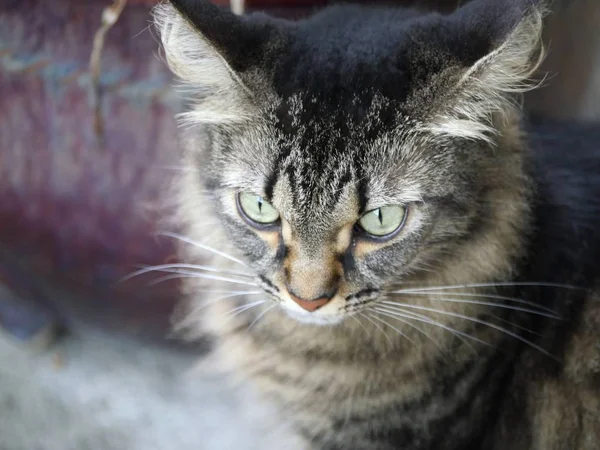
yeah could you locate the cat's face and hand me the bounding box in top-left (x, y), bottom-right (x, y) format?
top-left (202, 95), bottom-right (486, 325)
top-left (156, 0), bottom-right (543, 326)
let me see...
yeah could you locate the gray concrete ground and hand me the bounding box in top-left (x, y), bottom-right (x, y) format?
top-left (0, 329), bottom-right (297, 450)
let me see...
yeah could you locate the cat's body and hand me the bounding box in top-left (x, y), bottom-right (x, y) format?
top-left (154, 0), bottom-right (600, 448)
top-left (482, 117), bottom-right (600, 450)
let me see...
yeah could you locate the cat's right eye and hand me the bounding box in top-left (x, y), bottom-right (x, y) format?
top-left (357, 205), bottom-right (407, 239)
top-left (237, 192), bottom-right (280, 227)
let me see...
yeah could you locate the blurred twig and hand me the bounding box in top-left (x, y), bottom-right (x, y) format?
top-left (89, 0), bottom-right (128, 147)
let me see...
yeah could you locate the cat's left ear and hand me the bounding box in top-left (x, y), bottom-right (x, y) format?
top-left (422, 0), bottom-right (546, 142)
top-left (154, 0), bottom-right (283, 124)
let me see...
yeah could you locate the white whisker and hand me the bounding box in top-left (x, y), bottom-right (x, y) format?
top-left (122, 262), bottom-right (252, 281)
top-left (194, 289), bottom-right (262, 295)
top-left (193, 292), bottom-right (263, 315)
top-left (376, 303), bottom-right (557, 360)
top-left (410, 264), bottom-right (437, 274)
top-left (247, 304), bottom-right (277, 331)
top-left (390, 290), bottom-right (558, 315)
top-left (222, 300), bottom-right (267, 319)
top-left (369, 307), bottom-right (444, 352)
top-left (158, 231), bottom-right (248, 267)
top-left (173, 291), bottom-right (263, 331)
top-left (391, 281), bottom-right (581, 294)
top-left (129, 267), bottom-right (257, 287)
top-left (383, 298), bottom-right (560, 319)
top-left (488, 312), bottom-right (544, 337)
top-left (153, 164), bottom-right (200, 173)
top-left (147, 273), bottom-right (199, 286)
top-left (374, 306), bottom-right (482, 352)
top-left (361, 313), bottom-right (393, 345)
top-left (351, 313), bottom-right (371, 337)
top-left (132, 23), bottom-right (152, 40)
top-left (366, 312), bottom-right (416, 345)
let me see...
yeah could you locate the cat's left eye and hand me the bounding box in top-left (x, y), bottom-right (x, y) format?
top-left (357, 205), bottom-right (406, 239)
top-left (237, 192), bottom-right (280, 226)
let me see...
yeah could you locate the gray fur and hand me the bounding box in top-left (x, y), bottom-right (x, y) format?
top-left (154, 1), bottom-right (600, 449)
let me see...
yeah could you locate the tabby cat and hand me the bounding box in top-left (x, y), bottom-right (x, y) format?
top-left (153, 0), bottom-right (600, 448)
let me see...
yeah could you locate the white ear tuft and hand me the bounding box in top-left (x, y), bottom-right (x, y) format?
top-left (424, 6), bottom-right (547, 144)
top-left (153, 3), bottom-right (253, 125)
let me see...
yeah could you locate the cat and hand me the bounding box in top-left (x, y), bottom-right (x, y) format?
top-left (153, 0), bottom-right (600, 448)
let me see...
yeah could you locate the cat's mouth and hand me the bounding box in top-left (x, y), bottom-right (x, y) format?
top-left (257, 275), bottom-right (380, 325)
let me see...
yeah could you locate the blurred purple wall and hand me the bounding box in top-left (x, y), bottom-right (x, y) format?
top-left (0, 0), bottom-right (184, 342)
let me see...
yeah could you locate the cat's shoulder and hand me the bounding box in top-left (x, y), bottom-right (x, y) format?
top-left (490, 293), bottom-right (600, 450)
top-left (530, 293), bottom-right (600, 449)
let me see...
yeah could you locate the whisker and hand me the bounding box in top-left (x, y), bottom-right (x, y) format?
top-left (153, 164), bottom-right (200, 173)
top-left (222, 300), bottom-right (266, 318)
top-left (367, 311), bottom-right (418, 346)
top-left (247, 304), bottom-right (277, 331)
top-left (351, 313), bottom-right (371, 337)
top-left (129, 267), bottom-right (257, 287)
top-left (488, 312), bottom-right (545, 337)
top-left (225, 302), bottom-right (269, 324)
top-left (369, 307), bottom-right (444, 352)
top-left (189, 292), bottom-right (263, 316)
top-left (158, 231), bottom-right (248, 267)
top-left (361, 313), bottom-right (393, 345)
top-left (202, 291), bottom-right (263, 305)
top-left (390, 290), bottom-right (558, 315)
top-left (377, 303), bottom-right (558, 360)
top-left (410, 264), bottom-right (437, 274)
top-left (373, 306), bottom-right (482, 352)
top-left (132, 23), bottom-right (152, 40)
top-left (193, 289), bottom-right (262, 295)
top-left (173, 291), bottom-right (263, 331)
top-left (122, 263), bottom-right (253, 282)
top-left (382, 298), bottom-right (560, 320)
top-left (391, 281), bottom-right (582, 294)
top-left (147, 273), bottom-right (199, 286)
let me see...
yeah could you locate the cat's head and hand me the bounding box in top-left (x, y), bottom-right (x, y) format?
top-left (156, 0), bottom-right (544, 326)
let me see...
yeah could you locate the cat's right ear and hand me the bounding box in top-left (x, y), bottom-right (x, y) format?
top-left (419, 0), bottom-right (546, 143)
top-left (153, 0), bottom-right (281, 124)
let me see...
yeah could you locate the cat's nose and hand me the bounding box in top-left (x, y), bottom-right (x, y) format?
top-left (288, 291), bottom-right (333, 312)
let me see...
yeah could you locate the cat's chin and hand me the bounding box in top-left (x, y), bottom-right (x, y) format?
top-left (281, 306), bottom-right (345, 326)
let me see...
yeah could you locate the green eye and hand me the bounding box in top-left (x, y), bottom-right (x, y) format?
top-left (358, 205), bottom-right (406, 238)
top-left (237, 192), bottom-right (280, 225)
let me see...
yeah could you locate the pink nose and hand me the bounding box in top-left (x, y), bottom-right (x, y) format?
top-left (289, 294), bottom-right (331, 312)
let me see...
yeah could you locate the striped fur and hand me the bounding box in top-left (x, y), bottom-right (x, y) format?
top-left (155, 0), bottom-right (600, 448)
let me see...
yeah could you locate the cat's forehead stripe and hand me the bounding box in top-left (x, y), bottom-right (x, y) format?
top-left (263, 95), bottom-right (384, 213)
